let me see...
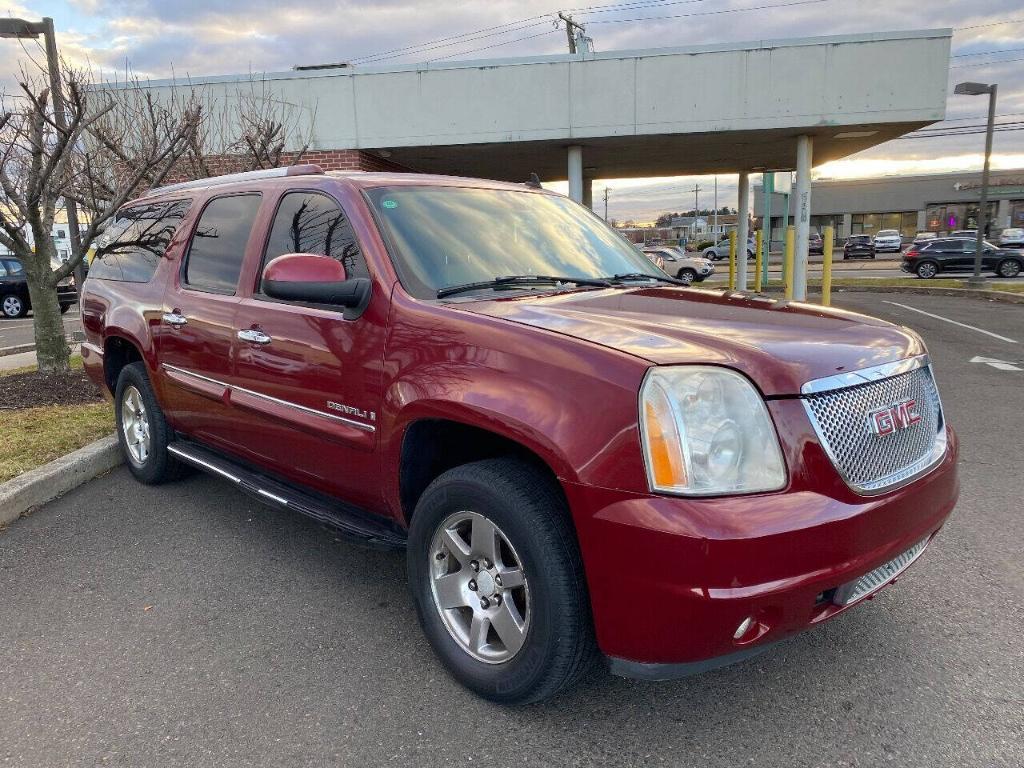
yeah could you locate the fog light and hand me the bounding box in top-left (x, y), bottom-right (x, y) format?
top-left (733, 616), bottom-right (755, 640)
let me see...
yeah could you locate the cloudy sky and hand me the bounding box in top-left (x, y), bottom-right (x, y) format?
top-left (3, 0), bottom-right (1022, 222)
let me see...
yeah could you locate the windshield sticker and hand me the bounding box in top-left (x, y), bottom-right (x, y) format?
top-left (382, 199), bottom-right (398, 209)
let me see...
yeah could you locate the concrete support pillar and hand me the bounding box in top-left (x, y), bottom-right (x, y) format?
top-left (793, 135), bottom-right (813, 301)
top-left (916, 210), bottom-right (926, 233)
top-left (567, 146), bottom-right (583, 203)
top-left (842, 212), bottom-right (853, 239)
top-left (736, 172), bottom-right (751, 290)
top-left (997, 199), bottom-right (1011, 230)
top-left (582, 177), bottom-right (593, 210)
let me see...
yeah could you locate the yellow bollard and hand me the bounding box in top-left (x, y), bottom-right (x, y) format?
top-left (821, 225), bottom-right (834, 307)
top-left (784, 226), bottom-right (795, 300)
top-left (728, 230), bottom-right (737, 291)
top-left (754, 230), bottom-right (763, 293)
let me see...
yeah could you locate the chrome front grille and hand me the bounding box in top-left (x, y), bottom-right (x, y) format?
top-left (832, 537), bottom-right (930, 606)
top-left (802, 357), bottom-right (946, 494)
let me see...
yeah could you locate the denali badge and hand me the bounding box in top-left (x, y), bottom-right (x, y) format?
top-left (867, 399), bottom-right (921, 436)
top-left (327, 401), bottom-right (376, 421)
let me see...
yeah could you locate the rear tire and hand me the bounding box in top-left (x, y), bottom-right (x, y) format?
top-left (916, 261), bottom-right (938, 279)
top-left (407, 458), bottom-right (596, 705)
top-left (2, 294), bottom-right (27, 318)
top-left (114, 362), bottom-right (186, 485)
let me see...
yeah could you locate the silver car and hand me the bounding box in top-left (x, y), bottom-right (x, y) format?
top-left (702, 235), bottom-right (756, 261)
top-left (998, 227), bottom-right (1024, 248)
top-left (872, 229), bottom-right (902, 253)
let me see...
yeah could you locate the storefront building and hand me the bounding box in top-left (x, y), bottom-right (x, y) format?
top-left (755, 169), bottom-right (1023, 244)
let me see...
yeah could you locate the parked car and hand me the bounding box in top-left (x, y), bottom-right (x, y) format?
top-left (80, 166), bottom-right (959, 705)
top-left (0, 257), bottom-right (78, 318)
top-left (998, 227), bottom-right (1024, 248)
top-left (642, 246), bottom-right (715, 284)
top-left (703, 234), bottom-right (755, 261)
top-left (902, 237), bottom-right (1023, 279)
top-left (950, 229), bottom-right (977, 239)
top-left (872, 229), bottom-right (902, 253)
top-left (913, 231), bottom-right (938, 246)
top-left (808, 231), bottom-right (824, 255)
top-left (640, 248), bottom-right (666, 270)
top-left (843, 235), bottom-right (875, 260)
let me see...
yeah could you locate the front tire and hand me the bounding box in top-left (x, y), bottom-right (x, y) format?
top-left (677, 268), bottom-right (697, 285)
top-left (407, 459), bottom-right (595, 705)
top-left (1, 294), bottom-right (27, 318)
top-left (916, 261), bottom-right (938, 279)
top-left (115, 362), bottom-right (186, 484)
top-left (997, 259), bottom-right (1021, 278)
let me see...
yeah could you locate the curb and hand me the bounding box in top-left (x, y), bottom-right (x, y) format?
top-left (0, 435), bottom-right (123, 528)
top-left (756, 284), bottom-right (1024, 304)
top-left (0, 343), bottom-right (35, 358)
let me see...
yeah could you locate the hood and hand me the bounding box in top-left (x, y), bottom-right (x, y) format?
top-left (457, 287), bottom-right (924, 396)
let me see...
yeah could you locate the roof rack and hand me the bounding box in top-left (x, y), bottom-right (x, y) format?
top-left (141, 164), bottom-right (324, 198)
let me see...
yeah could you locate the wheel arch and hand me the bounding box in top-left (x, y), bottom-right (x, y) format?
top-left (394, 414), bottom-right (572, 525)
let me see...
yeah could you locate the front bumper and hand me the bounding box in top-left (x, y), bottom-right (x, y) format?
top-left (562, 419), bottom-right (959, 675)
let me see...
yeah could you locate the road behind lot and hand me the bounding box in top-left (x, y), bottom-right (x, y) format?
top-left (1, 292), bottom-right (1022, 767)
top-left (0, 307), bottom-right (81, 351)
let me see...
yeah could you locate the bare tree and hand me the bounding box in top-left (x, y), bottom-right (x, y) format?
top-left (0, 60), bottom-right (200, 373)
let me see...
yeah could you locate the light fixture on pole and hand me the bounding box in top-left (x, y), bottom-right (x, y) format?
top-left (0, 17), bottom-right (87, 292)
top-left (953, 80), bottom-right (998, 287)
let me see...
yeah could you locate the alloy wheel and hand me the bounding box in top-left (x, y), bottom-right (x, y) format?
top-left (999, 260), bottom-right (1021, 278)
top-left (428, 510), bottom-right (531, 664)
top-left (2, 295), bottom-right (22, 317)
top-left (120, 384), bottom-right (151, 466)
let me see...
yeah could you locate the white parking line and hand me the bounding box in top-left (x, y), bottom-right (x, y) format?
top-left (883, 301), bottom-right (1018, 344)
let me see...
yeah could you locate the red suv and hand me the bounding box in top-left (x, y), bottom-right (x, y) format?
top-left (80, 166), bottom-right (959, 704)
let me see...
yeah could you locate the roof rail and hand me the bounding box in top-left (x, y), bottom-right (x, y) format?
top-left (141, 164), bottom-right (324, 198)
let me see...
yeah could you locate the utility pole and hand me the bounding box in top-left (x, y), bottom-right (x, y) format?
top-left (558, 12), bottom-right (587, 54)
top-left (713, 176), bottom-right (718, 237)
top-left (954, 81), bottom-right (998, 287)
top-left (687, 184), bottom-right (702, 239)
top-left (603, 186), bottom-right (610, 221)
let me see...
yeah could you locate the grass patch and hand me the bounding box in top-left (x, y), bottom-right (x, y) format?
top-left (0, 401), bottom-right (113, 483)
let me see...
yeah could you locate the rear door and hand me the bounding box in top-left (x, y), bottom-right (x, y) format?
top-left (228, 189), bottom-right (389, 508)
top-left (157, 193), bottom-right (263, 451)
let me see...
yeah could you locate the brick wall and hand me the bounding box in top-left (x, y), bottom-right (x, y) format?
top-left (162, 149), bottom-right (412, 184)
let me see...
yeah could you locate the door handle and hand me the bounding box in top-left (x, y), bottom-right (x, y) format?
top-left (162, 312), bottom-right (187, 327)
top-left (237, 328), bottom-right (272, 345)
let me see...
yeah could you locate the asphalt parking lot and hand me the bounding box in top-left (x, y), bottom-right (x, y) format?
top-left (1, 292), bottom-right (1022, 767)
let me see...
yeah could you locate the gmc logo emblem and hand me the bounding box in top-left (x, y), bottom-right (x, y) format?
top-left (867, 400), bottom-right (921, 436)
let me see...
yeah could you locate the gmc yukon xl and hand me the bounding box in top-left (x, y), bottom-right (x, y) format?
top-left (81, 165), bottom-right (959, 704)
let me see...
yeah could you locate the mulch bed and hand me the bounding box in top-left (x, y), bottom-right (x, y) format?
top-left (1, 368), bottom-right (104, 410)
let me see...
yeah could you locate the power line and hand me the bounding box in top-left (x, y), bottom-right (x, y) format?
top-left (429, 30), bottom-right (561, 62)
top-left (954, 18), bottom-right (1024, 32)
top-left (583, 0), bottom-right (831, 25)
top-left (951, 46), bottom-right (1024, 58)
top-left (897, 126), bottom-right (1024, 139)
top-left (951, 56), bottom-right (1024, 69)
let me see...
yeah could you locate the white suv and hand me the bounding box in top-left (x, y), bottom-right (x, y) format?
top-left (872, 229), bottom-right (902, 253)
top-left (999, 228), bottom-right (1024, 248)
top-left (641, 246), bottom-right (715, 284)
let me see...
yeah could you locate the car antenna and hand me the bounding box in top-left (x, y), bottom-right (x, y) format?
top-left (525, 173), bottom-right (542, 189)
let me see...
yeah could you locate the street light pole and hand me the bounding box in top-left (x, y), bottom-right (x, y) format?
top-left (40, 18), bottom-right (87, 293)
top-left (954, 80), bottom-right (998, 287)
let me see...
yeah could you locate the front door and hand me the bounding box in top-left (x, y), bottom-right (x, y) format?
top-left (228, 189), bottom-right (389, 509)
top-left (157, 193), bottom-right (263, 452)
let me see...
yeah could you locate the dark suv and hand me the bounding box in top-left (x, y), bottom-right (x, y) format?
top-left (902, 238), bottom-right (1023, 279)
top-left (80, 165), bottom-right (959, 704)
top-left (0, 257), bottom-right (78, 318)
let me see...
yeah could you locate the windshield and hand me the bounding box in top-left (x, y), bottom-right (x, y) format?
top-left (365, 186), bottom-right (662, 298)
top-left (877, 230), bottom-right (899, 236)
top-left (850, 236), bottom-right (871, 243)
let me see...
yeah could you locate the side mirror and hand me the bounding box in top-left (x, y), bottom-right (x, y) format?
top-left (262, 253), bottom-right (370, 311)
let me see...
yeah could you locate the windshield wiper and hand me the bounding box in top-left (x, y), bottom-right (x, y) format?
top-left (437, 274), bottom-right (611, 299)
top-left (607, 272), bottom-right (689, 286)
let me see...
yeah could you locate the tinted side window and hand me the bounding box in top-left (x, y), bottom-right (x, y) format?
top-left (0, 262), bottom-right (7, 277)
top-left (259, 191), bottom-right (368, 293)
top-left (4, 259), bottom-right (24, 275)
top-left (185, 194), bottom-right (262, 294)
top-left (89, 200), bottom-right (192, 283)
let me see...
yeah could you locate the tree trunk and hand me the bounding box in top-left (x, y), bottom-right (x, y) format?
top-left (22, 238), bottom-right (72, 374)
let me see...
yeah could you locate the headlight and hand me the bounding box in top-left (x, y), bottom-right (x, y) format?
top-left (639, 366), bottom-right (786, 496)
